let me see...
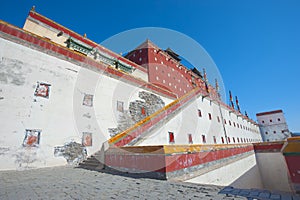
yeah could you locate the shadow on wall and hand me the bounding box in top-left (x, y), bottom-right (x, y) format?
top-left (230, 165), bottom-right (264, 189)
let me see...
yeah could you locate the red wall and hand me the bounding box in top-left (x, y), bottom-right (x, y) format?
top-left (127, 46), bottom-right (219, 98)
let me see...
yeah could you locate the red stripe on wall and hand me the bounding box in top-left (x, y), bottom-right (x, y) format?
top-left (104, 145), bottom-right (254, 174)
top-left (253, 143), bottom-right (284, 152)
top-left (105, 154), bottom-right (166, 173)
top-left (165, 145), bottom-right (253, 172)
top-left (28, 11), bottom-right (147, 73)
top-left (0, 22), bottom-right (176, 99)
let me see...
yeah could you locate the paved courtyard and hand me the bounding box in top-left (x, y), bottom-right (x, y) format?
top-left (0, 166), bottom-right (241, 200)
top-left (0, 166), bottom-right (299, 200)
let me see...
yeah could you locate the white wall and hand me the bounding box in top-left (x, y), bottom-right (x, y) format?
top-left (255, 152), bottom-right (291, 192)
top-left (257, 112), bottom-right (290, 142)
top-left (185, 154), bottom-right (263, 188)
top-left (139, 95), bottom-right (262, 146)
top-left (0, 37), bottom-right (172, 170)
top-left (24, 18), bottom-right (69, 47)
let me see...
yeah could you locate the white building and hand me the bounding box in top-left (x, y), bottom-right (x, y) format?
top-left (256, 110), bottom-right (291, 142)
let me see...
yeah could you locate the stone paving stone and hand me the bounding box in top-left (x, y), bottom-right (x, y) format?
top-left (270, 194), bottom-right (281, 199)
top-left (259, 192), bottom-right (271, 199)
top-left (249, 190), bottom-right (260, 197)
top-left (280, 194), bottom-right (293, 200)
top-left (239, 190), bottom-right (250, 196)
top-left (220, 186), bottom-right (234, 193)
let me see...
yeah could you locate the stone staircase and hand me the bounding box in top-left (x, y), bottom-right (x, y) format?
top-left (78, 150), bottom-right (104, 171)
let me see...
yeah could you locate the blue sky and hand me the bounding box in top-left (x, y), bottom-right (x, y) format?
top-left (1, 0), bottom-right (300, 132)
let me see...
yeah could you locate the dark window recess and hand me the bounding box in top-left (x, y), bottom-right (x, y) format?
top-left (221, 137), bottom-right (224, 144)
top-left (202, 134), bottom-right (206, 144)
top-left (278, 118), bottom-right (281, 121)
top-left (141, 107), bottom-right (146, 115)
top-left (188, 134), bottom-right (193, 144)
top-left (270, 119), bottom-right (272, 122)
top-left (262, 120), bottom-right (265, 123)
top-left (217, 116), bottom-right (220, 123)
top-left (169, 132), bottom-right (175, 143)
top-left (208, 113), bottom-right (212, 120)
top-left (233, 137), bottom-right (235, 143)
top-left (213, 136), bottom-right (217, 144)
top-left (224, 119), bottom-right (227, 124)
top-left (265, 132), bottom-right (268, 135)
top-left (228, 137), bottom-right (231, 143)
top-left (229, 120), bottom-right (231, 126)
top-left (198, 109), bottom-right (202, 117)
top-left (273, 131), bottom-right (276, 134)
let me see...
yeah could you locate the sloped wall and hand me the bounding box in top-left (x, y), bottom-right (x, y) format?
top-left (0, 37), bottom-right (172, 170)
top-left (138, 95), bottom-right (261, 146)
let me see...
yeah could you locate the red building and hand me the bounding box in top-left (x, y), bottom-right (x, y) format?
top-left (126, 39), bottom-right (219, 99)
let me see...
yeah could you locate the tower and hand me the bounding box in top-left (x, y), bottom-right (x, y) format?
top-left (256, 110), bottom-right (291, 141)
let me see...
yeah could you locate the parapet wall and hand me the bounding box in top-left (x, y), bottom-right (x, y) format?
top-left (105, 144), bottom-right (254, 181)
top-left (104, 138), bottom-right (300, 193)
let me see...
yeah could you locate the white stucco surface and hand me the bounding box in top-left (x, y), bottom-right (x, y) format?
top-left (0, 37), bottom-right (172, 170)
top-left (185, 154), bottom-right (263, 188)
top-left (255, 152), bottom-right (291, 192)
top-left (139, 95), bottom-right (262, 146)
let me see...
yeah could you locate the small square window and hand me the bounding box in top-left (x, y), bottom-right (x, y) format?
top-left (213, 136), bottom-right (217, 144)
top-left (224, 119), bottom-right (227, 124)
top-left (233, 122), bottom-right (236, 127)
top-left (273, 131), bottom-right (276, 134)
top-left (262, 120), bottom-right (265, 123)
top-left (233, 137), bottom-right (235, 143)
top-left (23, 129), bottom-right (41, 147)
top-left (270, 119), bottom-right (272, 122)
top-left (228, 137), bottom-right (231, 143)
top-left (169, 132), bottom-right (175, 144)
top-left (281, 130), bottom-right (285, 133)
top-left (221, 137), bottom-right (224, 144)
top-left (265, 132), bottom-right (268, 135)
top-left (237, 138), bottom-right (240, 143)
top-left (217, 116), bottom-right (220, 123)
top-left (278, 118), bottom-right (281, 121)
top-left (229, 120), bottom-right (231, 126)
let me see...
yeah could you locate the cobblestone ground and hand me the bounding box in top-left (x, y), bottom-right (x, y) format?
top-left (0, 166), bottom-right (245, 200)
top-left (0, 166), bottom-right (299, 200)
